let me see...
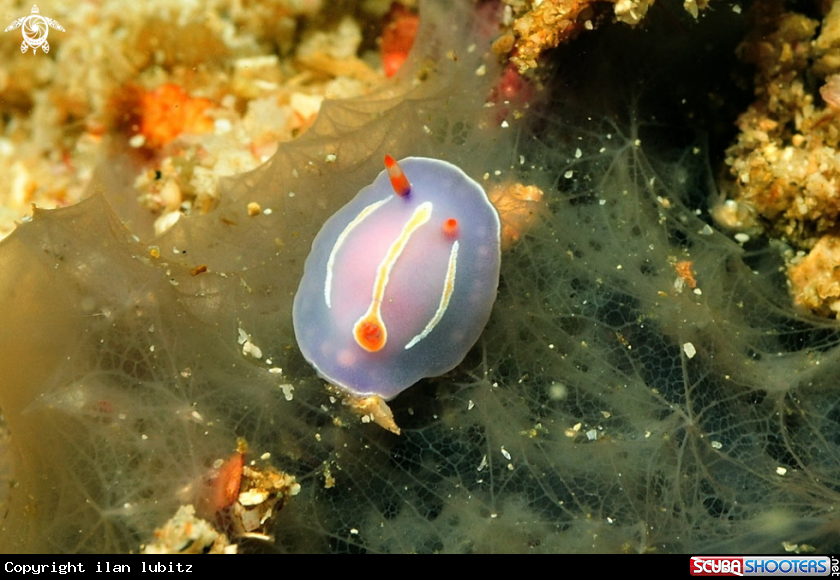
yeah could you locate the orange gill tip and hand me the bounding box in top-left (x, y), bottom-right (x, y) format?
top-left (442, 217), bottom-right (459, 239)
top-left (384, 155), bottom-right (411, 197)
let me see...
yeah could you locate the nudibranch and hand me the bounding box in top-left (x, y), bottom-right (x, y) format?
top-left (293, 156), bottom-right (501, 402)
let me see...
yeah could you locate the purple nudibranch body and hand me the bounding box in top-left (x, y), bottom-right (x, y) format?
top-left (293, 156), bottom-right (501, 400)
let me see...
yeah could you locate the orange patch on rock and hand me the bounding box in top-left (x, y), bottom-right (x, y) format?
top-left (138, 83), bottom-right (214, 149)
top-left (199, 451), bottom-right (244, 520)
top-left (381, 3), bottom-right (419, 77)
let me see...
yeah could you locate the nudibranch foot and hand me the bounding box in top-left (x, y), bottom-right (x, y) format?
top-left (347, 393), bottom-right (401, 435)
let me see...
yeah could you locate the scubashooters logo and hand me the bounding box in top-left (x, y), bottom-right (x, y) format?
top-left (691, 556), bottom-right (836, 577)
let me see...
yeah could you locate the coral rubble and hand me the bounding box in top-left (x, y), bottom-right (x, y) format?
top-left (721, 1), bottom-right (840, 315)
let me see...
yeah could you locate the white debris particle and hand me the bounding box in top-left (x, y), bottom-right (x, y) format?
top-left (586, 429), bottom-right (597, 441)
top-left (683, 342), bottom-right (697, 359)
top-left (574, 148), bottom-right (582, 158)
top-left (268, 367), bottom-right (282, 374)
top-left (564, 170), bottom-right (574, 179)
top-left (239, 489), bottom-right (269, 506)
top-left (734, 233), bottom-right (750, 244)
top-left (242, 340), bottom-right (262, 359)
top-left (468, 399), bottom-right (475, 410)
top-left (475, 64), bottom-right (486, 76)
top-left (776, 466), bottom-right (787, 476)
top-left (214, 118), bottom-right (232, 134)
top-left (238, 326), bottom-right (263, 359)
top-left (128, 134), bottom-right (146, 148)
top-left (477, 454), bottom-right (488, 472)
top-left (501, 446), bottom-right (511, 460)
top-left (711, 440), bottom-right (723, 449)
top-left (549, 382), bottom-right (567, 400)
top-left (260, 452), bottom-right (271, 460)
top-left (350, 528), bottom-right (359, 535)
top-left (324, 153), bottom-right (337, 163)
top-left (279, 384), bottom-right (294, 401)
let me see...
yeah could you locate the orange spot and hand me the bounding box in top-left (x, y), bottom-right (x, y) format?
top-left (198, 451), bottom-right (243, 519)
top-left (675, 260), bottom-right (697, 289)
top-left (138, 83), bottom-right (214, 149)
top-left (442, 218), bottom-right (459, 238)
top-left (382, 53), bottom-right (409, 78)
top-left (384, 155), bottom-right (411, 196)
top-left (381, 3), bottom-right (418, 77)
top-left (354, 318), bottom-right (387, 352)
